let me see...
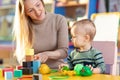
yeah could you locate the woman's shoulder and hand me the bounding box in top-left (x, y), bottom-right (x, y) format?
top-left (46, 12), bottom-right (66, 20)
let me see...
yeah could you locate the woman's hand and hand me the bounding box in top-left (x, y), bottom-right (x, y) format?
top-left (34, 53), bottom-right (49, 63)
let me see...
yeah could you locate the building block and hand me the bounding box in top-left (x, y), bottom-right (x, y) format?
top-left (3, 68), bottom-right (14, 76)
top-left (26, 55), bottom-right (34, 61)
top-left (33, 60), bottom-right (41, 73)
top-left (21, 68), bottom-right (33, 75)
top-left (33, 74), bottom-right (42, 80)
top-left (4, 71), bottom-right (13, 80)
top-left (0, 69), bottom-right (3, 77)
top-left (25, 49), bottom-right (34, 56)
top-left (16, 65), bottom-right (23, 70)
top-left (14, 70), bottom-right (22, 78)
top-left (22, 61), bottom-right (33, 68)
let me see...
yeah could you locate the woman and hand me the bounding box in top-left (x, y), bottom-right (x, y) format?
top-left (13, 0), bottom-right (68, 69)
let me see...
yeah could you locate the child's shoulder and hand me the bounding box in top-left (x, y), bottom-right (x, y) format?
top-left (69, 49), bottom-right (77, 56)
top-left (91, 47), bottom-right (102, 54)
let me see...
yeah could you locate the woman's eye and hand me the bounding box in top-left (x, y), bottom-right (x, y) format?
top-left (36, 4), bottom-right (40, 7)
top-left (28, 9), bottom-right (33, 13)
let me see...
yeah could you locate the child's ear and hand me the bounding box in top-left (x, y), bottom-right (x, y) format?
top-left (85, 35), bottom-right (90, 41)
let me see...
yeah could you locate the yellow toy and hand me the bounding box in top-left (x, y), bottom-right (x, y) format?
top-left (39, 64), bottom-right (51, 74)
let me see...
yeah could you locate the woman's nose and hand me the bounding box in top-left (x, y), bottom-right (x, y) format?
top-left (34, 8), bottom-right (41, 16)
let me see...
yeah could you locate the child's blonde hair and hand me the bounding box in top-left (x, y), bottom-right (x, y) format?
top-left (72, 19), bottom-right (96, 41)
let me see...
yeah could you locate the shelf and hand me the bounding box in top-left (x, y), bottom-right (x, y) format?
top-left (56, 2), bottom-right (87, 7)
top-left (0, 5), bottom-right (15, 10)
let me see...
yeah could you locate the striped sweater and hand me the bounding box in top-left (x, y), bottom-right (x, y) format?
top-left (67, 47), bottom-right (106, 73)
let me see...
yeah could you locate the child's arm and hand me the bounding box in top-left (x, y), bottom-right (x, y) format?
top-left (59, 63), bottom-right (68, 70)
top-left (94, 52), bottom-right (106, 73)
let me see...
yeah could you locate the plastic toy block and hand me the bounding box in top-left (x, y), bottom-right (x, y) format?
top-left (33, 74), bottom-right (42, 80)
top-left (5, 71), bottom-right (13, 80)
top-left (0, 69), bottom-right (3, 77)
top-left (22, 61), bottom-right (33, 68)
top-left (25, 49), bottom-right (34, 56)
top-left (33, 60), bottom-right (41, 73)
top-left (14, 70), bottom-right (22, 78)
top-left (3, 68), bottom-right (14, 76)
top-left (21, 68), bottom-right (33, 75)
top-left (16, 66), bottom-right (23, 70)
top-left (26, 55), bottom-right (34, 61)
top-left (22, 75), bottom-right (33, 78)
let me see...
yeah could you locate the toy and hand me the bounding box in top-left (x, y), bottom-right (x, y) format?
top-left (14, 70), bottom-right (22, 78)
top-left (5, 71), bottom-right (13, 80)
top-left (39, 64), bottom-right (51, 74)
top-left (33, 74), bottom-right (42, 80)
top-left (80, 66), bottom-right (92, 76)
top-left (61, 66), bottom-right (69, 71)
top-left (74, 64), bottom-right (83, 76)
top-left (61, 66), bottom-right (75, 76)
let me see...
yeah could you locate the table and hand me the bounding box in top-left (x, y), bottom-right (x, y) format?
top-left (43, 73), bottom-right (120, 80)
top-left (0, 72), bottom-right (120, 80)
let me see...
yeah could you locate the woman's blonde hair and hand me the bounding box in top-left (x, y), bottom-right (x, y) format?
top-left (13, 0), bottom-right (44, 64)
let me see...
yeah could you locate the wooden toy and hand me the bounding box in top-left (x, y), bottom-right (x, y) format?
top-left (33, 74), bottom-right (42, 80)
top-left (3, 68), bottom-right (14, 76)
top-left (14, 70), bottom-right (22, 78)
top-left (21, 68), bottom-right (33, 75)
top-left (22, 61), bottom-right (33, 68)
top-left (16, 65), bottom-right (23, 70)
top-left (0, 69), bottom-right (3, 77)
top-left (33, 60), bottom-right (41, 74)
top-left (5, 71), bottom-right (13, 80)
top-left (25, 49), bottom-right (34, 56)
top-left (26, 55), bottom-right (34, 61)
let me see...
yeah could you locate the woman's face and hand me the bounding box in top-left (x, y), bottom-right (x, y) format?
top-left (24, 0), bottom-right (45, 21)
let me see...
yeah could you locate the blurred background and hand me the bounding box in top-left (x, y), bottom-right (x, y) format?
top-left (0, 0), bottom-right (120, 74)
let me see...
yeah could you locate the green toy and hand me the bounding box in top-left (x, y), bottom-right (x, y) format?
top-left (80, 66), bottom-right (92, 76)
top-left (61, 66), bottom-right (70, 71)
top-left (74, 64), bottom-right (83, 76)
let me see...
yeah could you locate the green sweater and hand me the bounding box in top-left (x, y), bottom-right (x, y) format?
top-left (67, 47), bottom-right (106, 73)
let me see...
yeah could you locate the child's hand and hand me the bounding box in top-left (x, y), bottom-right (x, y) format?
top-left (86, 65), bottom-right (93, 71)
top-left (92, 68), bottom-right (101, 73)
top-left (58, 63), bottom-right (68, 70)
top-left (86, 65), bottom-right (101, 73)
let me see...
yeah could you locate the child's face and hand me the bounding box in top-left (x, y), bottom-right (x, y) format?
top-left (71, 27), bottom-right (87, 48)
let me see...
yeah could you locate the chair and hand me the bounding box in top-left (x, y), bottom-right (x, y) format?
top-left (92, 41), bottom-right (117, 75)
top-left (91, 12), bottom-right (120, 75)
